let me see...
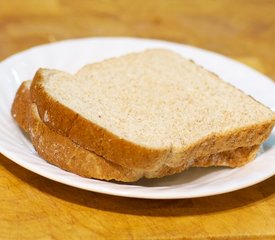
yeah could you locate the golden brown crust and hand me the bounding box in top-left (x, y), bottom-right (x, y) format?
top-left (193, 145), bottom-right (259, 168)
top-left (30, 69), bottom-right (275, 170)
top-left (30, 71), bottom-right (78, 135)
top-left (13, 81), bottom-right (264, 182)
top-left (11, 81), bottom-right (31, 132)
top-left (29, 104), bottom-right (143, 182)
top-left (146, 145), bottom-right (259, 179)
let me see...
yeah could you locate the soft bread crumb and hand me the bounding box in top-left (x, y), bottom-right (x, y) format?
top-left (44, 49), bottom-right (275, 149)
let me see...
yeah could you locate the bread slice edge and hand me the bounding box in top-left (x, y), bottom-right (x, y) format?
top-left (12, 81), bottom-right (261, 181)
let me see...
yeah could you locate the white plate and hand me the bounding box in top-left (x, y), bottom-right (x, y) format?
top-left (0, 37), bottom-right (274, 199)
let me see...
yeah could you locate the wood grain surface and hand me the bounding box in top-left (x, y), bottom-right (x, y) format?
top-left (0, 1), bottom-right (275, 239)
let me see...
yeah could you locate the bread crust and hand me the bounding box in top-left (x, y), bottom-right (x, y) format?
top-left (31, 67), bottom-right (275, 170)
top-left (30, 104), bottom-right (144, 182)
top-left (11, 81), bottom-right (31, 132)
top-left (13, 81), bottom-right (261, 182)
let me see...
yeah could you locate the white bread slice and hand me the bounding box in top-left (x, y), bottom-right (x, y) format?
top-left (30, 49), bottom-right (275, 171)
top-left (12, 81), bottom-right (260, 181)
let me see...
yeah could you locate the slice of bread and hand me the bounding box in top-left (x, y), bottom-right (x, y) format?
top-left (12, 81), bottom-right (261, 181)
top-left (30, 49), bottom-right (275, 171)
top-left (12, 81), bottom-right (143, 181)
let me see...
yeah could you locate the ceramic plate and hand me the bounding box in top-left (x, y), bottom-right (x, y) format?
top-left (0, 37), bottom-right (274, 199)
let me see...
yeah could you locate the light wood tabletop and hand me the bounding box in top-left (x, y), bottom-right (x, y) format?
top-left (1, 1), bottom-right (275, 239)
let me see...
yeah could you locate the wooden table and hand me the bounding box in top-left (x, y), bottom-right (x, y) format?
top-left (1, 1), bottom-right (275, 239)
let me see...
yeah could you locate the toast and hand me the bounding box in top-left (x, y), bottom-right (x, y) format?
top-left (11, 81), bottom-right (261, 181)
top-left (30, 49), bottom-right (275, 171)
